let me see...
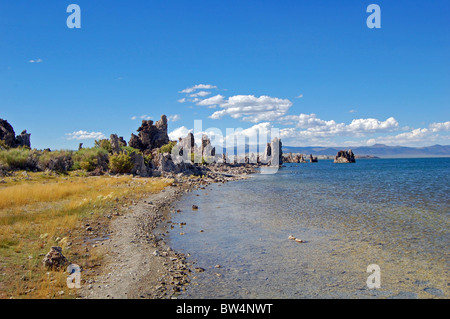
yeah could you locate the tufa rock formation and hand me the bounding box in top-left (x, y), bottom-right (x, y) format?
top-left (201, 134), bottom-right (216, 158)
top-left (42, 246), bottom-right (69, 270)
top-left (334, 149), bottom-right (356, 163)
top-left (129, 115), bottom-right (169, 154)
top-left (0, 119), bottom-right (31, 148)
top-left (263, 137), bottom-right (283, 166)
top-left (309, 154), bottom-right (318, 163)
top-left (283, 153), bottom-right (307, 163)
top-left (110, 134), bottom-right (127, 154)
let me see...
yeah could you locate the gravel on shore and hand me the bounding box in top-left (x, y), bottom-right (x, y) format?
top-left (79, 164), bottom-right (258, 299)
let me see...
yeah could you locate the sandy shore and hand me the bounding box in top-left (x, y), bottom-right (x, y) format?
top-left (79, 164), bottom-right (258, 299)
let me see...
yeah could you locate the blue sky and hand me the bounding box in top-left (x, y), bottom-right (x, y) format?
top-left (0, 0), bottom-right (449, 149)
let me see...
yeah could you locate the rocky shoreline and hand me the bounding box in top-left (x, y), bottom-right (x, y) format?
top-left (79, 163), bottom-right (258, 299)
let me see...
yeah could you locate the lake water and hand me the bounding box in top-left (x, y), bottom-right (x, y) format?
top-left (168, 158), bottom-right (449, 299)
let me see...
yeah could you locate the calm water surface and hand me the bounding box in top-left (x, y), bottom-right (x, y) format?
top-left (168, 158), bottom-right (449, 299)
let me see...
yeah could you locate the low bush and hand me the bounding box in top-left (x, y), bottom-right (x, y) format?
top-left (0, 140), bottom-right (10, 150)
top-left (94, 139), bottom-right (112, 153)
top-left (0, 147), bottom-right (37, 170)
top-left (159, 141), bottom-right (177, 154)
top-left (72, 147), bottom-right (109, 172)
top-left (109, 152), bottom-right (134, 174)
top-left (120, 145), bottom-right (142, 155)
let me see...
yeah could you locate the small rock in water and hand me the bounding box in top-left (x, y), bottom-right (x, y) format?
top-left (288, 235), bottom-right (304, 243)
top-left (194, 267), bottom-right (205, 273)
top-left (192, 205), bottom-right (199, 210)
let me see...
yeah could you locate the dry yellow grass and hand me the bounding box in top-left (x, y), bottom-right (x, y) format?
top-left (0, 171), bottom-right (173, 299)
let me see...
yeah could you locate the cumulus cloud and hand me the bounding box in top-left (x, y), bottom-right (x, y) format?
top-left (197, 94), bottom-right (225, 106)
top-left (364, 121), bottom-right (450, 146)
top-left (168, 114), bottom-right (181, 122)
top-left (205, 95), bottom-right (293, 123)
top-left (66, 130), bottom-right (106, 140)
top-left (168, 126), bottom-right (193, 141)
top-left (180, 84), bottom-right (217, 94)
top-left (189, 91), bottom-right (211, 98)
top-left (429, 121), bottom-right (450, 132)
top-left (130, 115), bottom-right (152, 120)
top-left (278, 114), bottom-right (398, 137)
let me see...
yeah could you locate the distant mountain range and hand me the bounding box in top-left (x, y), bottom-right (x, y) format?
top-left (282, 144), bottom-right (450, 158)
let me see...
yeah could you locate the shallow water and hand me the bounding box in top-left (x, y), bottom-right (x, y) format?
top-left (168, 158), bottom-right (449, 298)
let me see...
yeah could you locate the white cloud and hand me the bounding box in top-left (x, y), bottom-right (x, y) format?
top-left (140, 115), bottom-right (152, 120)
top-left (66, 130), bottom-right (106, 140)
top-left (168, 114), bottom-right (181, 122)
top-left (349, 109), bottom-right (357, 113)
top-left (189, 91), bottom-right (211, 98)
top-left (131, 115), bottom-right (152, 120)
top-left (205, 95), bottom-right (293, 123)
top-left (429, 121), bottom-right (450, 132)
top-left (278, 114), bottom-right (398, 137)
top-left (180, 84), bottom-right (217, 94)
top-left (177, 98), bottom-right (187, 103)
top-left (347, 117), bottom-right (399, 133)
top-left (363, 121), bottom-right (450, 146)
top-left (296, 94), bottom-right (303, 98)
top-left (168, 126), bottom-right (192, 141)
top-left (197, 94), bottom-right (225, 106)
top-left (29, 59), bottom-right (43, 63)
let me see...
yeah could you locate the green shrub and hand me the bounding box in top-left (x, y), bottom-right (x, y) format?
top-left (159, 141), bottom-right (177, 154)
top-left (109, 152), bottom-right (134, 174)
top-left (144, 154), bottom-right (152, 166)
top-left (72, 147), bottom-right (109, 172)
top-left (120, 145), bottom-right (142, 155)
top-left (0, 140), bottom-right (10, 150)
top-left (0, 147), bottom-right (36, 170)
top-left (94, 139), bottom-right (112, 153)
